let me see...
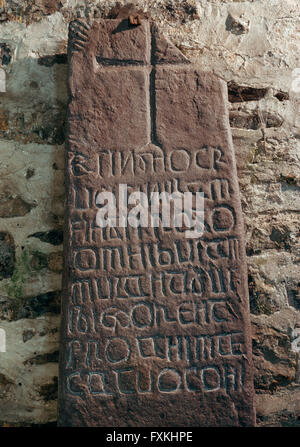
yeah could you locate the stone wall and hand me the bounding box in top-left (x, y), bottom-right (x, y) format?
top-left (0, 0), bottom-right (299, 426)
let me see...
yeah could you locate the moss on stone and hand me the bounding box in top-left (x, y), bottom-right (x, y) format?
top-left (6, 248), bottom-right (32, 300)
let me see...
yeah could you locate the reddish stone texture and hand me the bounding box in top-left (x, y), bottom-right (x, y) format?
top-left (0, 1), bottom-right (65, 24)
top-left (151, 24), bottom-right (190, 65)
top-left (58, 19), bottom-right (255, 427)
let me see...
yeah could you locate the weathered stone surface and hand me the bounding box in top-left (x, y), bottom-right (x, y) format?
top-left (151, 24), bottom-right (190, 65)
top-left (252, 315), bottom-right (297, 391)
top-left (93, 18), bottom-right (150, 64)
top-left (58, 18), bottom-right (255, 427)
top-left (0, 315), bottom-right (59, 426)
top-left (0, 0), bottom-right (299, 429)
top-left (0, 193), bottom-right (36, 218)
top-left (68, 20), bottom-right (149, 150)
top-left (47, 252), bottom-right (63, 273)
top-left (252, 309), bottom-right (300, 426)
top-left (255, 385), bottom-right (300, 427)
top-left (0, 0), bottom-right (66, 24)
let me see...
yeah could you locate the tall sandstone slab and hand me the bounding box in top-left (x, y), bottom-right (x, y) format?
top-left (58, 18), bottom-right (255, 427)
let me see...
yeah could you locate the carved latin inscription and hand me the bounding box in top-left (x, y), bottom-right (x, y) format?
top-left (58, 19), bottom-right (255, 427)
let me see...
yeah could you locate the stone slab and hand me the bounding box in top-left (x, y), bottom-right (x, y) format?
top-left (58, 18), bottom-right (255, 427)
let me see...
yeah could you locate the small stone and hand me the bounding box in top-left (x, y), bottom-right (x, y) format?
top-left (228, 82), bottom-right (268, 103)
top-left (22, 329), bottom-right (36, 343)
top-left (270, 226), bottom-right (291, 249)
top-left (29, 81), bottom-right (38, 89)
top-left (30, 251), bottom-right (48, 271)
top-left (29, 230), bottom-right (63, 246)
top-left (229, 110), bottom-right (283, 130)
top-left (39, 377), bottom-right (58, 401)
top-left (24, 350), bottom-right (59, 365)
top-left (0, 43), bottom-right (11, 65)
top-left (128, 14), bottom-right (141, 26)
top-left (0, 373), bottom-right (13, 386)
top-left (16, 291), bottom-right (61, 320)
top-left (26, 168), bottom-right (35, 179)
top-left (0, 110), bottom-right (8, 131)
top-left (48, 252), bottom-right (63, 273)
top-left (274, 91), bottom-right (289, 102)
top-left (226, 13), bottom-right (250, 35)
top-left (0, 193), bottom-right (36, 218)
top-left (0, 232), bottom-right (15, 280)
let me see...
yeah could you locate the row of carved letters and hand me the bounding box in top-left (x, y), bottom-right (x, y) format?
top-left (66, 333), bottom-right (245, 368)
top-left (71, 197), bottom-right (238, 238)
top-left (71, 267), bottom-right (239, 304)
top-left (66, 363), bottom-right (245, 397)
top-left (70, 146), bottom-right (228, 178)
top-left (71, 235), bottom-right (239, 265)
top-left (68, 299), bottom-right (238, 334)
top-left (71, 179), bottom-right (231, 210)
top-left (73, 242), bottom-right (240, 279)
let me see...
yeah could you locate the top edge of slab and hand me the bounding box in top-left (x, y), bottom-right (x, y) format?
top-left (68, 18), bottom-right (190, 66)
